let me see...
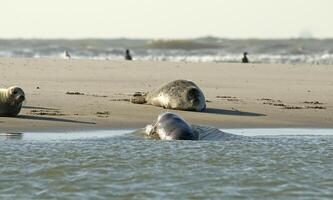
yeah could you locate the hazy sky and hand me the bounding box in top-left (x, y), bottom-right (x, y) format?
top-left (1, 0), bottom-right (332, 39)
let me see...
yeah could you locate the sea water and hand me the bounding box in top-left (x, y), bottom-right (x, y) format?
top-left (1, 38), bottom-right (333, 64)
top-left (0, 129), bottom-right (333, 199)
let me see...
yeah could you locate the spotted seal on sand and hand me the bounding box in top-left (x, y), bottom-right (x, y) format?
top-left (131, 80), bottom-right (206, 111)
top-left (0, 86), bottom-right (25, 117)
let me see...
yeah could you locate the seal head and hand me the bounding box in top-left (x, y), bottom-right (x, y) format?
top-left (0, 86), bottom-right (25, 117)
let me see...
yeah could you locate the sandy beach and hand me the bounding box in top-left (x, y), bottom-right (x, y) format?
top-left (0, 58), bottom-right (332, 132)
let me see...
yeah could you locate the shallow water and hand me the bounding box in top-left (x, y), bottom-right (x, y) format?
top-left (1, 129), bottom-right (333, 199)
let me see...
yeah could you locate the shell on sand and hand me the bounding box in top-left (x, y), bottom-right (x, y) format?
top-left (131, 80), bottom-right (206, 111)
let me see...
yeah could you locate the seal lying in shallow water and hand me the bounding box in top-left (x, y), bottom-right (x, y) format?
top-left (0, 86), bottom-right (25, 117)
top-left (145, 112), bottom-right (197, 140)
top-left (141, 112), bottom-right (244, 141)
top-left (131, 80), bottom-right (206, 111)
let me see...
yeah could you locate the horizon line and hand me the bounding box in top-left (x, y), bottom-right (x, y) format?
top-left (0, 36), bottom-right (332, 40)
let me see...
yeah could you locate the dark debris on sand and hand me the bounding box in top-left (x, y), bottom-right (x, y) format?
top-left (66, 91), bottom-right (85, 95)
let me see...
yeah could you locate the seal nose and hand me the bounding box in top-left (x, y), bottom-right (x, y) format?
top-left (187, 88), bottom-right (206, 111)
top-left (188, 88), bottom-right (199, 108)
top-left (187, 88), bottom-right (198, 100)
top-left (18, 95), bottom-right (25, 102)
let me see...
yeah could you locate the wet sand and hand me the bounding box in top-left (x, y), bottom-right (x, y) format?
top-left (0, 58), bottom-right (332, 132)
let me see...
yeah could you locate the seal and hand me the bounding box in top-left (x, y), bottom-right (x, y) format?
top-left (131, 112), bottom-right (247, 141)
top-left (131, 80), bottom-right (206, 111)
top-left (0, 86), bottom-right (25, 117)
top-left (145, 112), bottom-right (198, 140)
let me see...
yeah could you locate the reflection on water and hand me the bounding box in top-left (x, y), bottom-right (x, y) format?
top-left (1, 130), bottom-right (131, 141)
top-left (0, 133), bottom-right (23, 140)
top-left (0, 129), bottom-right (333, 199)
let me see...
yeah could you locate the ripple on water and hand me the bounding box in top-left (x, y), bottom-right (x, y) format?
top-left (0, 130), bottom-right (333, 199)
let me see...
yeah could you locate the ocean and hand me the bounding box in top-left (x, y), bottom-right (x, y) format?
top-left (1, 37), bottom-right (333, 64)
top-left (1, 129), bottom-right (333, 199)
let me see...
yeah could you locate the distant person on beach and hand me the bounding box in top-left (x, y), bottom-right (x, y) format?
top-left (242, 52), bottom-right (249, 63)
top-left (125, 49), bottom-right (132, 60)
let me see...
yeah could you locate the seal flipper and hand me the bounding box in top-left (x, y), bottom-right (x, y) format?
top-left (130, 124), bottom-right (161, 140)
top-left (131, 92), bottom-right (147, 104)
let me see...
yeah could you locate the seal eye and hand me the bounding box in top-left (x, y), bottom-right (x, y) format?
top-left (13, 90), bottom-right (18, 95)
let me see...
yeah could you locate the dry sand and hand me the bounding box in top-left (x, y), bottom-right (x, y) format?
top-left (0, 58), bottom-right (332, 132)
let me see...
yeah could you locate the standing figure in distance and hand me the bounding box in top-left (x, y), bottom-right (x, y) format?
top-left (242, 52), bottom-right (249, 63)
top-left (125, 49), bottom-right (132, 60)
top-left (63, 50), bottom-right (71, 59)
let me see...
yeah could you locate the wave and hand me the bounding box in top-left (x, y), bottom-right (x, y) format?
top-left (145, 39), bottom-right (222, 50)
top-left (1, 38), bottom-right (333, 64)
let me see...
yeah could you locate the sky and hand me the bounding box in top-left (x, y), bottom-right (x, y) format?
top-left (0, 0), bottom-right (332, 39)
